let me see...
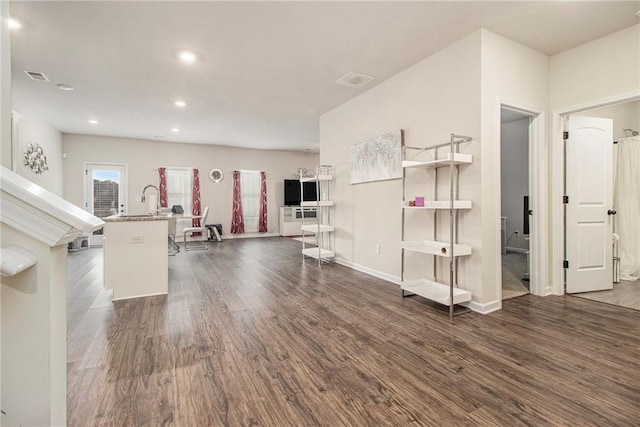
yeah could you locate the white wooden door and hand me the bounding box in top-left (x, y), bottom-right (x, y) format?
top-left (565, 116), bottom-right (614, 293)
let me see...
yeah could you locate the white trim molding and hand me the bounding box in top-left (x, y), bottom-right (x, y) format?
top-left (225, 232), bottom-right (279, 240)
top-left (335, 257), bottom-right (401, 285)
top-left (335, 257), bottom-right (494, 314)
top-left (11, 110), bottom-right (23, 172)
top-left (550, 91), bottom-right (640, 295)
top-left (497, 100), bottom-right (548, 299)
top-left (461, 298), bottom-right (501, 315)
top-left (1, 166), bottom-right (104, 246)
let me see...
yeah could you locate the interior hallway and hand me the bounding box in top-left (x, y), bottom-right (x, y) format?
top-left (67, 238), bottom-right (640, 425)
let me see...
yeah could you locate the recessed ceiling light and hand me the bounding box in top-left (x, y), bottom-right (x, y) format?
top-left (174, 100), bottom-right (186, 108)
top-left (8, 18), bottom-right (22, 30)
top-left (88, 119), bottom-right (98, 125)
top-left (56, 83), bottom-right (74, 91)
top-left (179, 51), bottom-right (197, 63)
top-left (171, 128), bottom-right (180, 132)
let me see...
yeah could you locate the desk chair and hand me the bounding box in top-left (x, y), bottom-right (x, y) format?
top-left (159, 208), bottom-right (180, 255)
top-left (167, 218), bottom-right (179, 255)
top-left (182, 206), bottom-right (209, 251)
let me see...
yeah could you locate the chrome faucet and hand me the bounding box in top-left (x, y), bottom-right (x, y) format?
top-left (141, 184), bottom-right (160, 214)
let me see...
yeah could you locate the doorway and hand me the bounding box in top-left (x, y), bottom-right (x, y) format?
top-left (84, 163), bottom-right (128, 246)
top-left (500, 108), bottom-right (531, 300)
top-left (563, 100), bottom-right (640, 310)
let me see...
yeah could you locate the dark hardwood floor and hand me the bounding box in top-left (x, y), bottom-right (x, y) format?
top-left (67, 237), bottom-right (640, 426)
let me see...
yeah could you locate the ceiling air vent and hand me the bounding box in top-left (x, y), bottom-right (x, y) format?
top-left (24, 70), bottom-right (49, 81)
top-left (335, 72), bottom-right (375, 89)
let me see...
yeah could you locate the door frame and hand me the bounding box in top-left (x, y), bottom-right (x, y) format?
top-left (496, 100), bottom-right (548, 299)
top-left (550, 90), bottom-right (640, 295)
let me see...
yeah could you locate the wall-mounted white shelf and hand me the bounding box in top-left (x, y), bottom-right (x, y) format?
top-left (301, 224), bottom-right (335, 233)
top-left (401, 200), bottom-right (472, 210)
top-left (401, 279), bottom-right (472, 306)
top-left (401, 240), bottom-right (472, 257)
top-left (402, 152), bottom-right (472, 169)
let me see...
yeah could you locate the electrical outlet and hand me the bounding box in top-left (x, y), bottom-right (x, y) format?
top-left (514, 230), bottom-right (519, 236)
top-left (375, 244), bottom-right (381, 254)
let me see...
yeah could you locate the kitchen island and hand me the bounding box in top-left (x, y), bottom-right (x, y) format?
top-left (103, 214), bottom-right (170, 300)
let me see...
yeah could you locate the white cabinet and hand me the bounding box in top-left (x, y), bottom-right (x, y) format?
top-left (300, 165), bottom-right (335, 266)
top-left (279, 206), bottom-right (317, 236)
top-left (103, 217), bottom-right (169, 300)
top-left (401, 134), bottom-right (474, 320)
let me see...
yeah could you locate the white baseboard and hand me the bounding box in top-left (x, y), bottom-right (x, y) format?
top-left (335, 257), bottom-right (502, 315)
top-left (461, 299), bottom-right (501, 314)
top-left (224, 232), bottom-right (280, 240)
top-left (181, 232), bottom-right (279, 241)
top-left (335, 257), bottom-right (401, 285)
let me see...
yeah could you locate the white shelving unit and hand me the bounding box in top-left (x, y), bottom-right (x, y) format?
top-left (401, 240), bottom-right (472, 257)
top-left (401, 133), bottom-right (474, 320)
top-left (300, 165), bottom-right (335, 266)
top-left (279, 206), bottom-right (317, 236)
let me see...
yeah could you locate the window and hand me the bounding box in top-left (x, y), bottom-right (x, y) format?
top-left (240, 170), bottom-right (261, 232)
top-left (166, 168), bottom-right (192, 213)
top-left (166, 168), bottom-right (193, 233)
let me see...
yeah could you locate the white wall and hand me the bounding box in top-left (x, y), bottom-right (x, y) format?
top-left (320, 31), bottom-right (483, 298)
top-left (1, 225), bottom-right (67, 426)
top-left (1, 1), bottom-right (10, 170)
top-left (500, 118), bottom-right (530, 251)
top-left (550, 24), bottom-right (640, 110)
top-left (549, 23), bottom-right (640, 294)
top-left (13, 114), bottom-right (64, 196)
top-left (0, 1), bottom-right (9, 420)
top-left (480, 29), bottom-right (549, 304)
top-left (63, 134), bottom-right (318, 236)
top-left (320, 29), bottom-right (549, 311)
top-left (580, 100), bottom-right (640, 141)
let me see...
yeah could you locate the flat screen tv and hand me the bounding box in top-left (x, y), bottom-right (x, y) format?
top-left (284, 179), bottom-right (317, 206)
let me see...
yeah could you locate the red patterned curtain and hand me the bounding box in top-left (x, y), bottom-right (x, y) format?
top-left (192, 168), bottom-right (202, 235)
top-left (259, 171), bottom-right (267, 232)
top-left (158, 167), bottom-right (168, 207)
top-left (231, 170), bottom-right (245, 234)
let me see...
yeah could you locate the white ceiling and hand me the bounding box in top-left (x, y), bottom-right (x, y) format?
top-left (10, 1), bottom-right (640, 151)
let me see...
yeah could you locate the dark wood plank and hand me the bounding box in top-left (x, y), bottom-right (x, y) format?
top-left (67, 238), bottom-right (640, 426)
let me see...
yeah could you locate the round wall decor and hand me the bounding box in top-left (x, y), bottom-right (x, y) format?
top-left (209, 168), bottom-right (224, 183)
top-left (24, 143), bottom-right (49, 174)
